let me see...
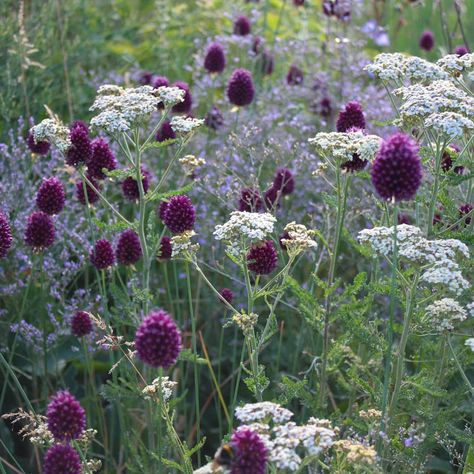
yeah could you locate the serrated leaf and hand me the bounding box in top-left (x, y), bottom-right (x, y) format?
top-left (178, 349), bottom-right (207, 365)
top-left (146, 181), bottom-right (195, 203)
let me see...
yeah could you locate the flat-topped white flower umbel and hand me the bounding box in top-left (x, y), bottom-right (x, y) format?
top-left (235, 402), bottom-right (293, 424)
top-left (424, 111), bottom-right (474, 139)
top-left (437, 52), bottom-right (474, 76)
top-left (170, 116), bottom-right (204, 135)
top-left (465, 338), bottom-right (474, 352)
top-left (281, 222), bottom-right (317, 256)
top-left (364, 52), bottom-right (408, 82)
top-left (30, 118), bottom-right (71, 153)
top-left (214, 211), bottom-right (276, 243)
top-left (424, 298), bottom-right (468, 332)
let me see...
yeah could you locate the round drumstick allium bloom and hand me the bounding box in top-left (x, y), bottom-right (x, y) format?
top-left (116, 229), bottom-right (142, 265)
top-left (336, 101), bottom-right (366, 132)
top-left (273, 168), bottom-right (295, 195)
top-left (75, 178), bottom-right (100, 206)
top-left (162, 195), bottom-right (195, 234)
top-left (121, 168), bottom-right (150, 201)
top-left (0, 211), bottom-right (13, 258)
top-left (286, 65), bottom-right (304, 85)
top-left (46, 390), bottom-right (85, 441)
top-left (341, 153), bottom-right (367, 172)
top-left (66, 120), bottom-right (92, 167)
top-left (227, 69), bottom-right (255, 107)
top-left (459, 203), bottom-right (473, 225)
top-left (454, 45), bottom-right (469, 56)
top-left (233, 15), bottom-right (251, 36)
top-left (153, 75), bottom-right (169, 89)
top-left (220, 288), bottom-right (234, 304)
top-left (158, 236), bottom-right (172, 261)
top-left (87, 138), bottom-right (116, 180)
top-left (204, 42), bottom-right (226, 73)
top-left (156, 120), bottom-right (176, 142)
top-left (135, 310), bottom-right (182, 368)
top-left (138, 71), bottom-right (153, 85)
top-left (230, 428), bottom-right (268, 474)
top-left (172, 81), bottom-right (193, 113)
top-left (205, 105), bottom-right (224, 130)
top-left (90, 239), bottom-right (114, 270)
top-left (24, 211), bottom-right (55, 251)
top-left (371, 132), bottom-right (422, 201)
top-left (264, 186), bottom-right (280, 209)
top-left (247, 240), bottom-right (278, 275)
top-left (36, 177), bottom-right (66, 215)
top-left (71, 311), bottom-right (93, 337)
top-left (27, 131), bottom-right (50, 155)
top-left (43, 444), bottom-right (82, 474)
top-left (238, 188), bottom-right (263, 212)
top-left (419, 30), bottom-right (435, 51)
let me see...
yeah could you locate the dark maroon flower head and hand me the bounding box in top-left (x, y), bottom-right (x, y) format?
top-left (279, 231), bottom-right (290, 250)
top-left (459, 203), bottom-right (473, 226)
top-left (247, 240), bottom-right (278, 275)
top-left (230, 428), bottom-right (268, 474)
top-left (319, 97), bottom-right (332, 118)
top-left (135, 309), bottom-right (182, 368)
top-left (293, 0), bottom-right (305, 5)
top-left (122, 168), bottom-right (151, 201)
top-left (24, 211), bottom-right (55, 251)
top-left (71, 311), bottom-right (93, 337)
top-left (419, 30), bottom-right (435, 51)
top-left (441, 144), bottom-right (461, 172)
top-left (43, 444), bottom-right (82, 474)
top-left (287, 65), bottom-right (304, 85)
top-left (336, 101), bottom-right (366, 132)
top-left (397, 213), bottom-right (411, 225)
top-left (0, 211), bottom-right (13, 258)
top-left (36, 177), bottom-right (65, 215)
top-left (158, 200), bottom-right (169, 222)
top-left (139, 71), bottom-right (154, 85)
top-left (162, 195), bottom-right (196, 234)
top-left (75, 178), bottom-right (100, 206)
top-left (46, 390), bottom-right (85, 441)
top-left (341, 153), bottom-right (367, 172)
top-left (227, 69), bottom-right (255, 107)
top-left (371, 133), bottom-right (422, 202)
top-left (454, 45), bottom-right (469, 56)
top-left (172, 81), bottom-right (193, 113)
top-left (153, 75), bottom-right (170, 89)
top-left (205, 105), bottom-right (224, 130)
top-left (234, 16), bottom-right (251, 36)
top-left (90, 239), bottom-right (114, 270)
top-left (204, 42), bottom-right (226, 74)
top-left (252, 36), bottom-right (263, 54)
top-left (433, 210), bottom-right (443, 226)
top-left (238, 188), bottom-right (263, 212)
top-left (66, 120), bottom-right (92, 167)
top-left (323, 0), bottom-right (351, 19)
top-left (158, 236), bottom-right (172, 261)
top-left (156, 120), bottom-right (176, 142)
top-left (27, 132), bottom-right (50, 155)
top-left (220, 288), bottom-right (234, 304)
top-left (260, 51), bottom-right (274, 76)
top-left (116, 229), bottom-right (142, 265)
top-left (87, 138), bottom-right (116, 180)
top-left (264, 186), bottom-right (281, 210)
top-left (273, 168), bottom-right (295, 195)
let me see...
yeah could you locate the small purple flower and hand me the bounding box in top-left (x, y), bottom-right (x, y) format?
top-left (238, 188), bottom-right (263, 212)
top-left (205, 105), bottom-right (224, 130)
top-left (158, 236), bottom-right (172, 261)
top-left (336, 101), bottom-right (366, 132)
top-left (397, 213), bottom-right (411, 225)
top-left (286, 65), bottom-right (304, 85)
top-left (227, 69), bottom-right (255, 107)
top-left (260, 51), bottom-right (274, 76)
top-left (122, 168), bottom-right (151, 201)
top-left (204, 42), bottom-right (226, 74)
top-left (454, 45), bottom-right (469, 56)
top-left (116, 229), bottom-right (142, 265)
top-left (71, 311), bottom-right (93, 337)
top-left (172, 81), bottom-right (193, 113)
top-left (264, 186), bottom-right (280, 209)
top-left (162, 195), bottom-right (196, 234)
top-left (0, 211), bottom-right (13, 258)
top-left (75, 178), bottom-right (100, 206)
top-left (46, 390), bottom-right (86, 441)
top-left (87, 138), bottom-right (116, 180)
top-left (24, 211), bottom-right (55, 251)
top-left (156, 120), bottom-right (176, 142)
top-left (43, 444), bottom-right (82, 474)
top-left (90, 239), bottom-right (115, 270)
top-left (459, 203), bottom-right (473, 226)
top-left (27, 131), bottom-right (50, 155)
top-left (66, 120), bottom-right (92, 167)
top-left (230, 428), bottom-right (268, 474)
top-left (135, 309), bottom-right (182, 368)
top-left (220, 288), bottom-right (234, 304)
top-left (371, 133), bottom-right (422, 202)
top-left (36, 177), bottom-right (66, 215)
top-left (419, 30), bottom-right (435, 51)
top-left (319, 97), bottom-right (332, 118)
top-left (139, 71), bottom-right (153, 85)
top-left (247, 240), bottom-right (278, 275)
top-left (252, 36), bottom-right (263, 54)
top-left (293, 0), bottom-right (304, 5)
top-left (153, 75), bottom-right (170, 89)
top-left (273, 168), bottom-right (294, 195)
top-left (233, 16), bottom-right (251, 36)
top-left (341, 153), bottom-right (367, 172)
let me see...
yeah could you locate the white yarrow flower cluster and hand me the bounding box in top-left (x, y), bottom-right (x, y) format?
top-left (178, 155), bottom-right (206, 176)
top-left (170, 116), bottom-right (204, 135)
top-left (424, 298), bottom-right (468, 331)
top-left (235, 402), bottom-right (293, 424)
top-left (404, 56), bottom-right (449, 83)
top-left (156, 86), bottom-right (185, 107)
top-left (281, 222), bottom-right (317, 256)
top-left (30, 118), bottom-right (71, 153)
top-left (437, 53), bottom-right (474, 76)
top-left (465, 338), bottom-right (474, 352)
top-left (142, 376), bottom-right (177, 401)
top-left (364, 53), bottom-right (408, 82)
top-left (424, 111), bottom-right (474, 139)
top-left (171, 230), bottom-right (200, 259)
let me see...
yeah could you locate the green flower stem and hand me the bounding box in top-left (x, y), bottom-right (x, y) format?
top-left (448, 336), bottom-right (474, 398)
top-left (427, 139), bottom-right (446, 237)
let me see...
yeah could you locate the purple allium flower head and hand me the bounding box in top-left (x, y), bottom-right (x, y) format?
top-left (172, 81), bottom-right (193, 113)
top-left (204, 42), bottom-right (226, 73)
top-left (158, 236), bottom-right (172, 261)
top-left (336, 101), bottom-right (366, 132)
top-left (341, 153), bottom-right (367, 172)
top-left (90, 239), bottom-right (114, 270)
top-left (116, 229), bottom-right (142, 265)
top-left (27, 131), bottom-right (50, 155)
top-left (162, 195), bottom-right (196, 234)
top-left (158, 201), bottom-right (169, 222)
top-left (252, 36), bottom-right (263, 54)
top-left (323, 0), bottom-right (351, 19)
top-left (441, 144), bottom-right (461, 172)
top-left (135, 309), bottom-right (182, 368)
top-left (24, 211), bottom-right (55, 251)
top-left (371, 133), bottom-right (422, 202)
top-left (46, 390), bottom-right (86, 441)
top-left (247, 240), bottom-right (278, 275)
top-left (227, 69), bottom-right (255, 107)
top-left (205, 105), bottom-right (224, 130)
top-left (156, 120), bottom-right (176, 142)
top-left (233, 16), bottom-right (251, 36)
top-left (293, 0), bottom-right (305, 5)
top-left (230, 428), bottom-right (268, 474)
top-left (0, 211), bottom-right (13, 258)
top-left (279, 231), bottom-right (290, 250)
top-left (71, 311), bottom-right (93, 337)
top-left (139, 71), bottom-right (153, 85)
top-left (43, 444), bottom-right (82, 474)
top-left (419, 30), bottom-right (435, 51)
top-left (122, 167), bottom-right (151, 201)
top-left (397, 213), bottom-right (411, 225)
top-left (273, 168), bottom-right (295, 195)
top-left (75, 178), bottom-right (100, 206)
top-left (264, 186), bottom-right (280, 209)
top-left (454, 45), bottom-right (469, 56)
top-left (238, 188), bottom-right (263, 212)
top-left (319, 97), bottom-right (332, 118)
top-left (260, 51), bottom-right (274, 76)
top-left (36, 177), bottom-right (66, 215)
top-left (459, 203), bottom-right (473, 225)
top-left (87, 138), bottom-right (116, 180)
top-left (153, 75), bottom-right (169, 89)
top-left (287, 65), bottom-right (304, 85)
top-left (66, 120), bottom-right (92, 167)
top-left (220, 288), bottom-right (234, 304)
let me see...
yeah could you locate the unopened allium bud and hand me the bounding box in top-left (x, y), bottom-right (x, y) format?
top-left (227, 69), bottom-right (255, 107)
top-left (419, 30), bottom-right (435, 51)
top-left (24, 211), bottom-right (55, 251)
top-left (204, 42), bottom-right (226, 73)
top-left (90, 239), bottom-right (114, 270)
top-left (234, 15), bottom-right (251, 36)
top-left (36, 177), bottom-right (65, 215)
top-left (116, 229), bottom-right (142, 265)
top-left (0, 211), bottom-right (13, 258)
top-left (172, 81), bottom-right (193, 113)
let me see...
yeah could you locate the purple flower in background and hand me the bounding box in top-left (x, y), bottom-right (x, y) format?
top-left (75, 178), bottom-right (100, 206)
top-left (116, 229), bottom-right (142, 265)
top-left (139, 71), bottom-right (154, 85)
top-left (419, 30), bottom-right (435, 51)
top-left (87, 138), bottom-right (116, 180)
top-left (230, 428), bottom-right (268, 474)
top-left (43, 444), bottom-right (82, 474)
top-left (233, 16), bottom-right (251, 36)
top-left (361, 20), bottom-right (390, 47)
top-left (66, 120), bottom-right (92, 167)
top-left (459, 203), bottom-right (473, 226)
top-left (319, 97), bottom-right (332, 118)
top-left (264, 186), bottom-right (280, 210)
top-left (158, 236), bottom-right (172, 261)
top-left (287, 65), bottom-right (304, 85)
top-left (341, 153), bottom-right (367, 172)
top-left (0, 211), bottom-right (13, 258)
top-left (205, 105), bottom-right (224, 130)
top-left (238, 188), bottom-right (263, 212)
top-left (220, 288), bottom-right (234, 304)
top-left (260, 51), bottom-right (274, 76)
top-left (162, 195), bottom-right (196, 234)
top-left (336, 101), bottom-right (366, 132)
top-left (46, 390), bottom-right (86, 441)
top-left (36, 177), bottom-right (66, 215)
top-left (227, 69), bottom-right (255, 107)
top-left (24, 211), bottom-right (55, 251)
top-left (156, 120), bottom-right (176, 142)
top-left (90, 239), bottom-right (114, 270)
top-left (247, 240), bottom-right (278, 275)
top-left (122, 168), bottom-right (150, 201)
top-left (273, 168), bottom-right (295, 195)
top-left (71, 310), bottom-right (93, 337)
top-left (27, 131), bottom-right (50, 155)
top-left (172, 81), bottom-right (193, 113)
top-left (293, 0), bottom-right (305, 5)
top-left (397, 213), bottom-right (411, 225)
top-left (454, 45), bottom-right (469, 56)
top-left (204, 42), bottom-right (226, 73)
top-left (153, 75), bottom-right (170, 89)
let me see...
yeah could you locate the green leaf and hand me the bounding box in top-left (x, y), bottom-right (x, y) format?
top-left (146, 181), bottom-right (195, 203)
top-left (178, 349), bottom-right (207, 365)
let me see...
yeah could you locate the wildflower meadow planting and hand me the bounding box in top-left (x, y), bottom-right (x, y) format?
top-left (1, 0), bottom-right (474, 472)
